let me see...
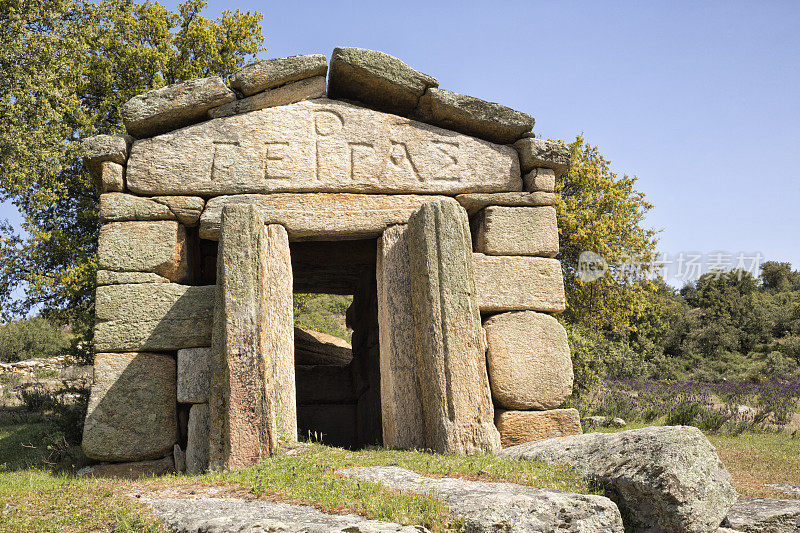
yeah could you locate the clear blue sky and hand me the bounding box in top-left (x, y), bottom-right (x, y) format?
top-left (3, 1), bottom-right (798, 282)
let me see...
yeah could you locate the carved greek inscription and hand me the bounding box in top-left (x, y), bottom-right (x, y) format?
top-left (387, 141), bottom-right (422, 181)
top-left (263, 142), bottom-right (291, 180)
top-left (210, 141), bottom-right (241, 180)
top-left (348, 142), bottom-right (377, 181)
top-left (430, 140), bottom-right (460, 181)
top-left (314, 110), bottom-right (345, 182)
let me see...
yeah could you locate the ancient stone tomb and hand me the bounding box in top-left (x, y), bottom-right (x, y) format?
top-left (81, 48), bottom-right (579, 473)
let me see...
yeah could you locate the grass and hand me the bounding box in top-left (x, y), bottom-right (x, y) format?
top-left (0, 419), bottom-right (595, 532)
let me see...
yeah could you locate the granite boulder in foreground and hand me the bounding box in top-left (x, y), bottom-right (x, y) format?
top-left (499, 426), bottom-right (738, 533)
top-left (340, 466), bottom-right (624, 532)
top-left (724, 497), bottom-right (800, 533)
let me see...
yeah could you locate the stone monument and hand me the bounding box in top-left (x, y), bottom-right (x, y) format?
top-left (81, 47), bottom-right (580, 474)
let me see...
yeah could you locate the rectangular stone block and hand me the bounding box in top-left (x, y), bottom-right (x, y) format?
top-left (177, 347), bottom-right (211, 403)
top-left (455, 192), bottom-right (557, 216)
top-left (473, 254), bottom-right (566, 314)
top-left (514, 138), bottom-right (570, 177)
top-left (471, 206), bottom-right (559, 257)
top-left (523, 168), bottom-right (556, 193)
top-left (97, 220), bottom-right (188, 282)
top-left (408, 200), bottom-right (500, 455)
top-left (82, 352), bottom-right (177, 461)
top-left (100, 193), bottom-right (204, 227)
top-left (96, 270), bottom-right (169, 286)
top-left (230, 54), bottom-right (328, 96)
top-left (127, 99), bottom-right (520, 196)
top-left (209, 205), bottom-right (296, 471)
top-left (377, 225), bottom-right (425, 450)
top-left (186, 403), bottom-right (209, 475)
top-left (93, 161), bottom-right (125, 193)
top-left (199, 193), bottom-right (455, 241)
top-left (209, 76), bottom-right (326, 119)
top-left (495, 409), bottom-right (582, 448)
top-left (94, 284), bottom-right (215, 352)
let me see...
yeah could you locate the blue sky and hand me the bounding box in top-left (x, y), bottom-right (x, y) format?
top-left (3, 0), bottom-right (798, 284)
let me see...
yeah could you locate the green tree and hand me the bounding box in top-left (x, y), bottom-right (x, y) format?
top-left (556, 136), bottom-right (659, 335)
top-left (0, 0), bottom-right (263, 326)
top-left (0, 316), bottom-right (71, 362)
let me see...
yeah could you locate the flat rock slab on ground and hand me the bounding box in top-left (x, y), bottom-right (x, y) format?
top-left (340, 466), bottom-right (623, 532)
top-left (499, 426), bottom-right (738, 533)
top-left (144, 493), bottom-right (429, 533)
top-left (725, 497), bottom-right (800, 533)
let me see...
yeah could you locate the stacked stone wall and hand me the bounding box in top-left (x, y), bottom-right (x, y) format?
top-left (81, 47), bottom-right (580, 473)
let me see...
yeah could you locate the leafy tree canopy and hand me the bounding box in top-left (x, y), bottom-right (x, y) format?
top-left (0, 0), bottom-right (264, 323)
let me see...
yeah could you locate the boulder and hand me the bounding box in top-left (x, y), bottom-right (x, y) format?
top-left (725, 497), bottom-right (800, 533)
top-left (209, 205), bottom-right (296, 470)
top-left (294, 327), bottom-right (353, 366)
top-left (513, 138), bottom-right (570, 176)
top-left (177, 347), bottom-right (211, 403)
top-left (328, 47), bottom-right (438, 116)
top-left (484, 311), bottom-right (573, 410)
top-left (121, 76), bottom-right (235, 138)
top-left (77, 455), bottom-right (174, 478)
top-left (82, 134), bottom-right (133, 166)
top-left (377, 224), bottom-right (425, 449)
top-left (210, 76), bottom-right (326, 118)
top-left (199, 193), bottom-right (455, 241)
top-left (82, 352), bottom-right (177, 462)
top-left (495, 409), bottom-right (582, 448)
top-left (408, 200), bottom-right (500, 454)
top-left (126, 99), bottom-right (520, 196)
top-left (100, 193), bottom-right (204, 226)
top-left (340, 466), bottom-right (624, 532)
top-left (472, 206), bottom-right (559, 257)
top-left (93, 161), bottom-right (125, 193)
top-left (152, 196), bottom-right (205, 226)
top-left (415, 88), bottom-right (534, 144)
top-left (473, 254), bottom-right (566, 313)
top-left (96, 270), bottom-right (169, 286)
top-left (229, 54), bottom-right (328, 96)
top-left (523, 168), bottom-right (556, 193)
top-left (97, 220), bottom-right (188, 282)
top-left (145, 494), bottom-right (429, 533)
top-left (94, 283), bottom-right (215, 352)
top-left (186, 403), bottom-right (209, 475)
top-left (455, 191), bottom-right (556, 216)
top-left (499, 426), bottom-right (739, 533)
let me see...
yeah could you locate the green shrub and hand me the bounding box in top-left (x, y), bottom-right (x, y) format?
top-left (0, 317), bottom-right (71, 362)
top-left (666, 401), bottom-right (700, 426)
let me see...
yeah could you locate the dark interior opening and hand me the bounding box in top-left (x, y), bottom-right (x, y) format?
top-left (291, 239), bottom-right (382, 449)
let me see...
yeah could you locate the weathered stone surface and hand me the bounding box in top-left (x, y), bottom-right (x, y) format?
top-left (82, 134), bottom-right (133, 166)
top-left (484, 311), bottom-right (572, 410)
top-left (145, 493), bottom-right (430, 533)
top-left (415, 88), bottom-right (534, 145)
top-left (122, 76), bottom-right (235, 138)
top-left (329, 47), bottom-right (438, 116)
top-left (209, 205), bottom-right (296, 471)
top-left (514, 138), bottom-right (570, 176)
top-left (473, 254), bottom-right (566, 313)
top-left (726, 497), bottom-right (800, 533)
top-left (173, 444), bottom-right (186, 473)
top-left (96, 270), bottom-right (170, 286)
top-left (97, 220), bottom-right (188, 282)
top-left (495, 409), bottom-right (582, 448)
top-left (77, 455), bottom-right (174, 478)
top-left (127, 99), bottom-right (519, 196)
top-left (94, 161), bottom-right (125, 193)
top-left (341, 466), bottom-right (624, 533)
top-left (582, 415), bottom-right (626, 429)
top-left (94, 283), bottom-right (215, 352)
top-left (177, 347), bottom-right (211, 403)
top-left (230, 54), bottom-right (328, 96)
top-left (186, 403), bottom-right (209, 475)
top-left (210, 76), bottom-right (326, 118)
top-left (377, 225), bottom-right (425, 450)
top-left (295, 364), bottom-right (356, 404)
top-left (472, 206), bottom-right (559, 257)
top-left (408, 200), bottom-right (500, 454)
top-left (500, 426), bottom-right (739, 533)
top-left (151, 196), bottom-right (205, 226)
top-left (455, 191), bottom-right (557, 216)
top-left (100, 192), bottom-right (170, 221)
top-left (82, 352), bottom-right (177, 462)
top-left (524, 168), bottom-right (556, 193)
top-left (200, 193), bottom-right (457, 241)
top-left (294, 327), bottom-right (353, 366)
top-left (297, 404), bottom-right (357, 448)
